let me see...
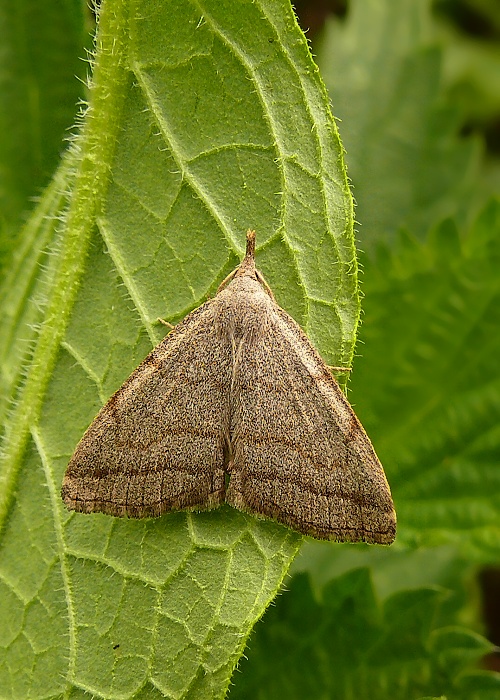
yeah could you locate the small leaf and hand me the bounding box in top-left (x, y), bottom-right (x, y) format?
top-left (431, 627), bottom-right (494, 677)
top-left (231, 570), bottom-right (497, 699)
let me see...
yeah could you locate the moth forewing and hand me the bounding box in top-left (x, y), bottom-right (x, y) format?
top-left (62, 230), bottom-right (396, 544)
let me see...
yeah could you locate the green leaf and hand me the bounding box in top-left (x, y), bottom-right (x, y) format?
top-left (454, 671), bottom-right (500, 699)
top-left (0, 152), bottom-right (76, 430)
top-left (0, 0), bottom-right (356, 697)
top-left (230, 569), bottom-right (497, 700)
top-left (292, 540), bottom-right (467, 601)
top-left (0, 0), bottom-right (88, 270)
top-left (440, 21), bottom-right (500, 126)
top-left (349, 199), bottom-right (500, 560)
top-left (315, 0), bottom-right (485, 248)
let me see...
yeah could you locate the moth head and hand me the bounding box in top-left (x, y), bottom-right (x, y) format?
top-left (233, 230), bottom-right (275, 301)
top-left (234, 229), bottom-right (257, 278)
top-left (217, 230), bottom-right (275, 301)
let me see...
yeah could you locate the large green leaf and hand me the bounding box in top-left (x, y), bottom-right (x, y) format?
top-left (230, 568), bottom-right (500, 700)
top-left (0, 0), bottom-right (356, 697)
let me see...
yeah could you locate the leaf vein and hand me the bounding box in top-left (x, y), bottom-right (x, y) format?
top-left (31, 427), bottom-right (76, 698)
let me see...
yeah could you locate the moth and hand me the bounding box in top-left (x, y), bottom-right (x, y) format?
top-left (62, 230), bottom-right (396, 544)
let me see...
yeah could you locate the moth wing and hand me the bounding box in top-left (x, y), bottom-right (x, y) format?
top-left (226, 307), bottom-right (396, 543)
top-left (62, 301), bottom-right (231, 517)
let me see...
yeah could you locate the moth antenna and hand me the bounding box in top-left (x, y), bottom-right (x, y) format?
top-left (255, 270), bottom-right (275, 301)
top-left (216, 269), bottom-right (238, 293)
top-left (157, 317), bottom-right (175, 330)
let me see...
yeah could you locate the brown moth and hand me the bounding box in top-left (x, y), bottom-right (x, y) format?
top-left (62, 230), bottom-right (396, 544)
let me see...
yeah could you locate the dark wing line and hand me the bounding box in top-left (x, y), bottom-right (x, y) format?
top-left (62, 296), bottom-right (230, 517)
top-left (227, 303), bottom-right (396, 543)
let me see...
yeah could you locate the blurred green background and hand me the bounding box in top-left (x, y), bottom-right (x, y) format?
top-left (1, 0), bottom-right (500, 698)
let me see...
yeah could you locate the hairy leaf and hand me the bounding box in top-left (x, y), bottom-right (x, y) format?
top-left (0, 0), bottom-right (356, 698)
